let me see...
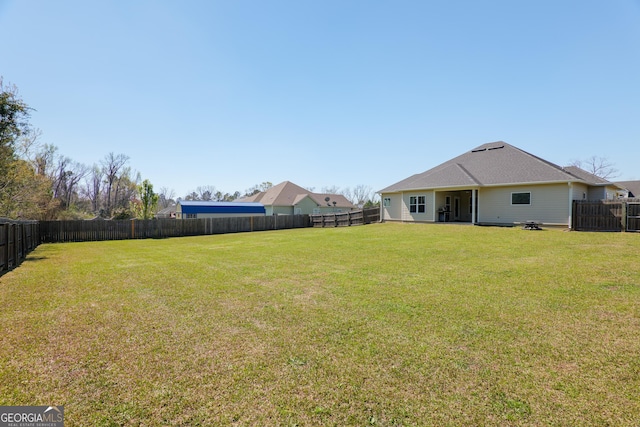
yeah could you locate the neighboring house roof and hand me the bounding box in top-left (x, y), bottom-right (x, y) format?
top-left (177, 201), bottom-right (265, 215)
top-left (615, 180), bottom-right (640, 197)
top-left (309, 193), bottom-right (354, 208)
top-left (156, 206), bottom-right (176, 215)
top-left (380, 141), bottom-right (615, 192)
top-left (238, 181), bottom-right (355, 208)
top-left (562, 166), bottom-right (611, 185)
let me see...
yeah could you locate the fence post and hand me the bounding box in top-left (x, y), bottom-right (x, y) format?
top-left (1, 223), bottom-right (7, 273)
top-left (621, 201), bottom-right (627, 232)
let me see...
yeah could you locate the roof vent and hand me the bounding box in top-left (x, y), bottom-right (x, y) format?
top-left (488, 145), bottom-right (504, 151)
top-left (471, 148), bottom-right (487, 153)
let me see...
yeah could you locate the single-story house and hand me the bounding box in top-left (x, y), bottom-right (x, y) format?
top-left (379, 141), bottom-right (626, 228)
top-left (155, 205), bottom-right (176, 219)
top-left (176, 201), bottom-right (265, 219)
top-left (237, 181), bottom-right (356, 215)
top-left (615, 181), bottom-right (640, 198)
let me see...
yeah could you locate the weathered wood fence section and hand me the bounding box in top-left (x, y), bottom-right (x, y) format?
top-left (572, 199), bottom-right (640, 232)
top-left (311, 208), bottom-right (380, 228)
top-left (1, 209), bottom-right (379, 274)
top-left (40, 215), bottom-right (311, 243)
top-left (0, 219), bottom-right (40, 274)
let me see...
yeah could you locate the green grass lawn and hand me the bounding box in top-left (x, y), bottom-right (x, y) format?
top-left (1, 223), bottom-right (639, 426)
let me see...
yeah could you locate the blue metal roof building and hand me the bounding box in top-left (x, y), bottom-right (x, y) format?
top-left (176, 201), bottom-right (265, 219)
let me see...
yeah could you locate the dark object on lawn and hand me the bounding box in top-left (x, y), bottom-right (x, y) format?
top-left (522, 221), bottom-right (542, 230)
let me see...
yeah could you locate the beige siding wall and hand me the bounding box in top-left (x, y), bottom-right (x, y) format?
top-left (272, 206), bottom-right (295, 215)
top-left (585, 185), bottom-right (620, 200)
top-left (479, 184), bottom-right (570, 225)
top-left (295, 198), bottom-right (320, 215)
top-left (381, 193), bottom-right (403, 221)
top-left (604, 185), bottom-right (619, 200)
top-left (572, 183), bottom-right (589, 201)
top-left (588, 186), bottom-right (605, 200)
top-left (399, 191), bottom-right (435, 222)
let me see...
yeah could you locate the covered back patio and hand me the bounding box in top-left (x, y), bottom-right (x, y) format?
top-left (434, 189), bottom-right (478, 223)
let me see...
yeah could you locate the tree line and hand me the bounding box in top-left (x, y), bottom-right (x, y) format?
top-left (0, 78), bottom-right (164, 220)
top-left (1, 79), bottom-right (378, 220)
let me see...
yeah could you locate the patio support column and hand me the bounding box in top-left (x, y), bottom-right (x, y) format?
top-left (432, 191), bottom-right (437, 222)
top-left (568, 182), bottom-right (573, 229)
top-left (471, 189), bottom-right (477, 224)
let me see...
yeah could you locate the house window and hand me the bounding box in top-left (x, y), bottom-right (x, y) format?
top-left (383, 197), bottom-right (391, 207)
top-left (511, 192), bottom-right (531, 205)
top-left (409, 195), bottom-right (426, 213)
top-left (186, 213), bottom-right (197, 219)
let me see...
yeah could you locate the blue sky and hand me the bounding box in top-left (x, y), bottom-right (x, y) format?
top-left (1, 0), bottom-right (639, 198)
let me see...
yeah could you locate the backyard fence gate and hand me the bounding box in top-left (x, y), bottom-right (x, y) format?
top-left (572, 199), bottom-right (640, 232)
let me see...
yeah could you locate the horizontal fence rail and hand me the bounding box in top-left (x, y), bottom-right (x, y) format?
top-left (310, 208), bottom-right (380, 228)
top-left (0, 219), bottom-right (40, 275)
top-left (572, 199), bottom-right (640, 232)
top-left (39, 215), bottom-right (312, 243)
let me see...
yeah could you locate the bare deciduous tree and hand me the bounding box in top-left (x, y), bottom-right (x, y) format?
top-left (321, 185), bottom-right (340, 194)
top-left (83, 165), bottom-right (104, 214)
top-left (158, 187), bottom-right (176, 209)
top-left (196, 185), bottom-right (217, 201)
top-left (343, 184), bottom-right (375, 207)
top-left (244, 182), bottom-right (273, 197)
top-left (571, 156), bottom-right (619, 180)
top-left (101, 152), bottom-right (129, 216)
top-left (59, 161), bottom-right (88, 209)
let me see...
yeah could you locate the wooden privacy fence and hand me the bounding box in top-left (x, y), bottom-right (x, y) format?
top-left (0, 209), bottom-right (379, 272)
top-left (311, 208), bottom-right (380, 228)
top-left (572, 199), bottom-right (640, 232)
top-left (40, 215), bottom-right (311, 243)
top-left (0, 219), bottom-right (40, 274)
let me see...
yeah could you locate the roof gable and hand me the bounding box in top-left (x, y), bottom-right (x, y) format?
top-left (258, 181), bottom-right (312, 206)
top-left (237, 181), bottom-right (356, 208)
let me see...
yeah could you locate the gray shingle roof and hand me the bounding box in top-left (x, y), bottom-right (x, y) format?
top-left (562, 166), bottom-right (611, 185)
top-left (380, 141), bottom-right (608, 192)
top-left (615, 180), bottom-right (640, 197)
top-left (238, 181), bottom-right (355, 208)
